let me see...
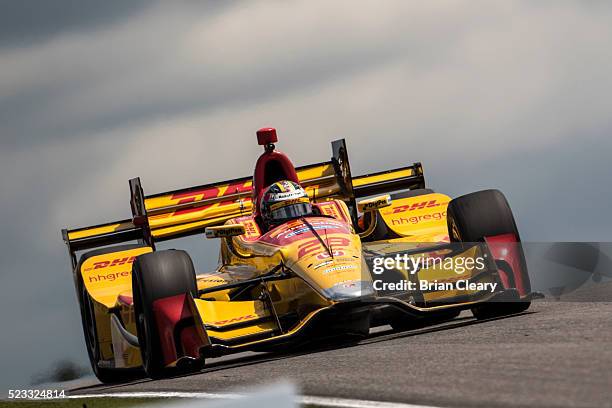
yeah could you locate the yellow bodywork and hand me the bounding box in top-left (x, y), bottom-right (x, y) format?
top-left (379, 192), bottom-right (451, 239)
top-left (77, 191), bottom-right (498, 370)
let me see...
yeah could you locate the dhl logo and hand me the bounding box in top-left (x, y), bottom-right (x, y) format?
top-left (318, 203), bottom-right (343, 221)
top-left (212, 314), bottom-right (257, 326)
top-left (242, 220), bottom-right (260, 237)
top-left (160, 181), bottom-right (253, 217)
top-left (92, 256), bottom-right (136, 270)
top-left (390, 200), bottom-right (443, 214)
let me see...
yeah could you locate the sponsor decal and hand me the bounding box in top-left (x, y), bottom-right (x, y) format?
top-left (389, 200), bottom-right (443, 214)
top-left (269, 191), bottom-right (304, 200)
top-left (211, 314), bottom-right (257, 326)
top-left (165, 181), bottom-right (252, 217)
top-left (199, 278), bottom-right (228, 283)
top-left (206, 226), bottom-right (244, 238)
top-left (85, 256), bottom-right (136, 271)
top-left (322, 264), bottom-right (356, 274)
top-left (390, 211), bottom-right (447, 226)
top-left (283, 223), bottom-right (341, 239)
top-left (318, 203), bottom-right (342, 220)
top-left (297, 237), bottom-right (351, 258)
top-left (87, 270), bottom-right (130, 283)
top-left (360, 197), bottom-right (390, 211)
top-left (242, 220), bottom-right (260, 237)
top-left (82, 249), bottom-right (151, 284)
top-left (335, 257), bottom-right (359, 263)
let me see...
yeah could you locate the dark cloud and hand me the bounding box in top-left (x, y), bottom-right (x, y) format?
top-left (0, 48), bottom-right (400, 150)
top-left (0, 0), bottom-right (153, 50)
top-left (0, 1), bottom-right (447, 151)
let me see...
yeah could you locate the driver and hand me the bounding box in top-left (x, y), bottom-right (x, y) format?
top-left (260, 180), bottom-right (313, 230)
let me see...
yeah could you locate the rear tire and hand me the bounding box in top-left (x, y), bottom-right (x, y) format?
top-left (446, 189), bottom-right (531, 319)
top-left (132, 249), bottom-right (202, 379)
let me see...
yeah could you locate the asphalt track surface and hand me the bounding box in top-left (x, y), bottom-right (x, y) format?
top-left (72, 300), bottom-right (612, 408)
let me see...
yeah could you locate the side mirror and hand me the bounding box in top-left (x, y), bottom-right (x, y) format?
top-left (205, 224), bottom-right (245, 239)
top-left (357, 194), bottom-right (392, 212)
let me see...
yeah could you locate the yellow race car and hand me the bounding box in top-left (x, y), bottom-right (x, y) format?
top-left (62, 128), bottom-right (540, 382)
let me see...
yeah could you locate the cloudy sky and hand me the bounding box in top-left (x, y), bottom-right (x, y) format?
top-left (1, 0), bottom-right (611, 390)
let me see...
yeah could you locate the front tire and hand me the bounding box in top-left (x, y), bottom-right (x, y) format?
top-left (446, 189), bottom-right (531, 319)
top-left (132, 249), bottom-right (202, 379)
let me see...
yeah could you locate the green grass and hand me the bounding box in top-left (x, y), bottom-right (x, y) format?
top-left (0, 399), bottom-right (330, 408)
top-left (0, 398), bottom-right (164, 408)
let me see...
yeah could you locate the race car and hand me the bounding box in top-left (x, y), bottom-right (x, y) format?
top-left (62, 127), bottom-right (540, 382)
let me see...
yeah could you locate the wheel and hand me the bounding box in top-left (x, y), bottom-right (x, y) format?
top-left (446, 189), bottom-right (531, 319)
top-left (132, 249), bottom-right (202, 379)
top-left (76, 245), bottom-right (145, 383)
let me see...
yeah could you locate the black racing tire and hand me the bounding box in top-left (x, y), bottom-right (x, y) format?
top-left (76, 245), bottom-right (146, 384)
top-left (131, 249), bottom-right (201, 379)
top-left (447, 189), bottom-right (522, 243)
top-left (446, 189), bottom-right (531, 319)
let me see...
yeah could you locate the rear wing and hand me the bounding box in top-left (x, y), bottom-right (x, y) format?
top-left (62, 139), bottom-right (424, 268)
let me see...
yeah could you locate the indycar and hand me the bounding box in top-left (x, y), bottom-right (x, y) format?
top-left (62, 128), bottom-right (540, 382)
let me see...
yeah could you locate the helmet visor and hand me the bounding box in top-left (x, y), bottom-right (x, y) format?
top-left (270, 203), bottom-right (313, 221)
